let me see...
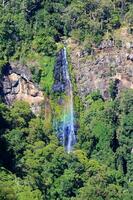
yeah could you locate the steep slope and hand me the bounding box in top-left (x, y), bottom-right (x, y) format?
top-left (68, 27), bottom-right (133, 100)
top-left (0, 62), bottom-right (44, 114)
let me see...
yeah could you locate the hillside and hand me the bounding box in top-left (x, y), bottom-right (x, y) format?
top-left (68, 27), bottom-right (133, 100)
top-left (0, 1), bottom-right (133, 200)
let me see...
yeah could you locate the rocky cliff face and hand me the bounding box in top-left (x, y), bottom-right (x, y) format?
top-left (0, 62), bottom-right (44, 114)
top-left (53, 49), bottom-right (67, 93)
top-left (67, 28), bottom-right (133, 101)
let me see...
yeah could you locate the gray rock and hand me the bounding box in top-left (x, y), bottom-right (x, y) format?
top-left (11, 83), bottom-right (20, 94)
top-left (0, 63), bottom-right (44, 114)
top-left (53, 49), bottom-right (68, 93)
top-left (127, 54), bottom-right (133, 61)
top-left (12, 66), bottom-right (32, 81)
top-left (99, 40), bottom-right (114, 49)
top-left (3, 77), bottom-right (11, 94)
top-left (12, 80), bottom-right (19, 87)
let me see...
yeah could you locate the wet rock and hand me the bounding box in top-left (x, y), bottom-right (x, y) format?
top-left (53, 49), bottom-right (68, 93)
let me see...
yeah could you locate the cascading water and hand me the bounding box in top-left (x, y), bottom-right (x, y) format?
top-left (63, 47), bottom-right (76, 152)
top-left (53, 47), bottom-right (76, 152)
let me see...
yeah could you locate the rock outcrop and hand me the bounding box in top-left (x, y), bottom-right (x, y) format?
top-left (53, 48), bottom-right (69, 93)
top-left (67, 28), bottom-right (133, 101)
top-left (0, 62), bottom-right (44, 114)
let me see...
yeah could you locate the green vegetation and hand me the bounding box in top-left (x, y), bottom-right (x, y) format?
top-left (39, 56), bottom-right (55, 94)
top-left (0, 0), bottom-right (133, 199)
top-left (0, 0), bottom-right (133, 62)
top-left (0, 91), bottom-right (133, 199)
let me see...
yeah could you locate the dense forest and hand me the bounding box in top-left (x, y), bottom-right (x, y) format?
top-left (0, 0), bottom-right (133, 199)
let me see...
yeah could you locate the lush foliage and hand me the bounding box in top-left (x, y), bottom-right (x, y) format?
top-left (0, 0), bottom-right (133, 199)
top-left (0, 0), bottom-right (133, 61)
top-left (0, 89), bottom-right (133, 199)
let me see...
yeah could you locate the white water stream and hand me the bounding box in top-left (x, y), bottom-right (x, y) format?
top-left (62, 47), bottom-right (76, 153)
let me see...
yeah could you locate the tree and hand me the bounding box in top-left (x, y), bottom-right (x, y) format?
top-left (8, 101), bottom-right (33, 128)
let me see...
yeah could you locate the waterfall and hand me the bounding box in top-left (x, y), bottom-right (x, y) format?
top-left (63, 47), bottom-right (76, 153)
top-left (53, 47), bottom-right (76, 152)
